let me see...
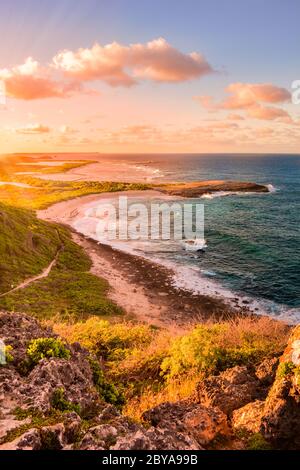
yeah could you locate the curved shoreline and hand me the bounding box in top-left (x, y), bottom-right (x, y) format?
top-left (37, 189), bottom-right (257, 329)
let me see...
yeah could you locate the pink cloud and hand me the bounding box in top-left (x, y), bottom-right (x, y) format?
top-left (221, 83), bottom-right (291, 109)
top-left (197, 82), bottom-right (292, 122)
top-left (226, 113), bottom-right (245, 121)
top-left (52, 38), bottom-right (214, 85)
top-left (0, 57), bottom-right (83, 100)
top-left (247, 104), bottom-right (291, 121)
top-left (4, 75), bottom-right (81, 100)
top-left (13, 123), bottom-right (51, 134)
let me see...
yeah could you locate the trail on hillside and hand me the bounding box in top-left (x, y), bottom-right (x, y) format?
top-left (0, 232), bottom-right (63, 298)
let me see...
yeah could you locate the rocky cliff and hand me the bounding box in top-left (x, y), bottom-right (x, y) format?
top-left (0, 312), bottom-right (299, 450)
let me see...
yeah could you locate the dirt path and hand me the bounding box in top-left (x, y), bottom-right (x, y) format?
top-left (0, 237), bottom-right (63, 298)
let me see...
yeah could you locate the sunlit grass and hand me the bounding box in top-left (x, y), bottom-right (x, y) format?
top-left (0, 156), bottom-right (149, 209)
top-left (0, 203), bottom-right (121, 319)
top-left (51, 315), bottom-right (289, 421)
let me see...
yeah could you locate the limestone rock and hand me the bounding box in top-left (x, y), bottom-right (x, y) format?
top-left (111, 427), bottom-right (201, 450)
top-left (40, 423), bottom-right (65, 450)
top-left (260, 326), bottom-right (300, 449)
top-left (195, 366), bottom-right (259, 415)
top-left (255, 358), bottom-right (279, 386)
top-left (232, 400), bottom-right (265, 433)
top-left (143, 401), bottom-right (229, 446)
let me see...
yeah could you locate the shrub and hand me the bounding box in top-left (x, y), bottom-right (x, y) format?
top-left (161, 317), bottom-right (288, 379)
top-left (51, 387), bottom-right (81, 414)
top-left (277, 361), bottom-right (295, 378)
top-left (277, 361), bottom-right (300, 385)
top-left (26, 337), bottom-right (71, 366)
top-left (247, 433), bottom-right (272, 450)
top-left (0, 345), bottom-right (14, 365)
top-left (89, 357), bottom-right (125, 407)
top-left (52, 318), bottom-right (155, 362)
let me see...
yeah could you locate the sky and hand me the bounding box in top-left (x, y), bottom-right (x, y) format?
top-left (0, 0), bottom-right (299, 154)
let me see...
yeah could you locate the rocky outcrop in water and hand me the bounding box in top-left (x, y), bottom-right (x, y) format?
top-left (156, 181), bottom-right (269, 198)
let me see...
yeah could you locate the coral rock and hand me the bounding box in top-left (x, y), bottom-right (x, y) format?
top-left (195, 366), bottom-right (259, 415)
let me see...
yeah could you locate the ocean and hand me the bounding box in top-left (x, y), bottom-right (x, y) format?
top-left (75, 153), bottom-right (300, 323)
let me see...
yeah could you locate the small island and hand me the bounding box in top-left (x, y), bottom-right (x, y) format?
top-left (155, 180), bottom-right (269, 197)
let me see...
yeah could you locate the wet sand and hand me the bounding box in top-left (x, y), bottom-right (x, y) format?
top-left (71, 232), bottom-right (246, 329)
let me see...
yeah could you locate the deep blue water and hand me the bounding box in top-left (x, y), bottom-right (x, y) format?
top-left (119, 154), bottom-right (300, 321)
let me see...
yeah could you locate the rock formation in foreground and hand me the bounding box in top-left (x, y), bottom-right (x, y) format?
top-left (0, 312), bottom-right (299, 450)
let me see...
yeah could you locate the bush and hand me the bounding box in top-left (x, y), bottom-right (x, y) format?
top-left (52, 318), bottom-right (155, 362)
top-left (51, 387), bottom-right (81, 414)
top-left (26, 337), bottom-right (71, 366)
top-left (247, 433), bottom-right (272, 450)
top-left (89, 357), bottom-right (125, 407)
top-left (277, 361), bottom-right (300, 384)
top-left (161, 318), bottom-right (288, 379)
top-left (0, 345), bottom-right (14, 365)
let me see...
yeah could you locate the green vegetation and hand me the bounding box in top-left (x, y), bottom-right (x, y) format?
top-left (160, 320), bottom-right (286, 379)
top-left (277, 361), bottom-right (300, 384)
top-left (0, 157), bottom-right (143, 319)
top-left (53, 316), bottom-right (288, 421)
top-left (0, 155), bottom-right (149, 211)
top-left (54, 317), bottom-right (156, 361)
top-left (0, 179), bottom-right (149, 210)
top-left (51, 387), bottom-right (81, 414)
top-left (0, 409), bottom-right (65, 445)
top-left (0, 345), bottom-right (14, 365)
top-left (277, 361), bottom-right (295, 378)
top-left (0, 204), bottom-right (121, 319)
top-left (0, 202), bottom-right (61, 293)
top-left (0, 156), bottom-right (149, 210)
top-left (27, 338), bottom-right (71, 365)
top-left (89, 357), bottom-right (125, 407)
top-left (17, 337), bottom-right (71, 374)
top-left (0, 155), bottom-right (291, 439)
top-left (4, 406), bottom-right (97, 447)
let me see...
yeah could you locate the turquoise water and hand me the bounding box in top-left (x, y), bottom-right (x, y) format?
top-left (122, 154), bottom-right (300, 321)
top-left (165, 156), bottom-right (298, 296)
top-left (80, 153), bottom-right (299, 322)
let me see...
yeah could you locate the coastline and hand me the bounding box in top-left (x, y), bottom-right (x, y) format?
top-left (38, 190), bottom-right (253, 329)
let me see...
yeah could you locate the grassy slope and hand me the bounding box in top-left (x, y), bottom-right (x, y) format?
top-left (0, 202), bottom-right (121, 319)
top-left (0, 202), bottom-right (60, 293)
top-left (0, 157), bottom-right (141, 319)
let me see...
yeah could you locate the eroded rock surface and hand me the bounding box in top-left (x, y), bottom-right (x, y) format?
top-left (143, 401), bottom-right (230, 447)
top-left (1, 311), bottom-right (299, 450)
top-left (195, 366), bottom-right (260, 415)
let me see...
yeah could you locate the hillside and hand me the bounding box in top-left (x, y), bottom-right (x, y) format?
top-left (0, 203), bottom-right (120, 319)
top-left (0, 202), bottom-right (61, 294)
